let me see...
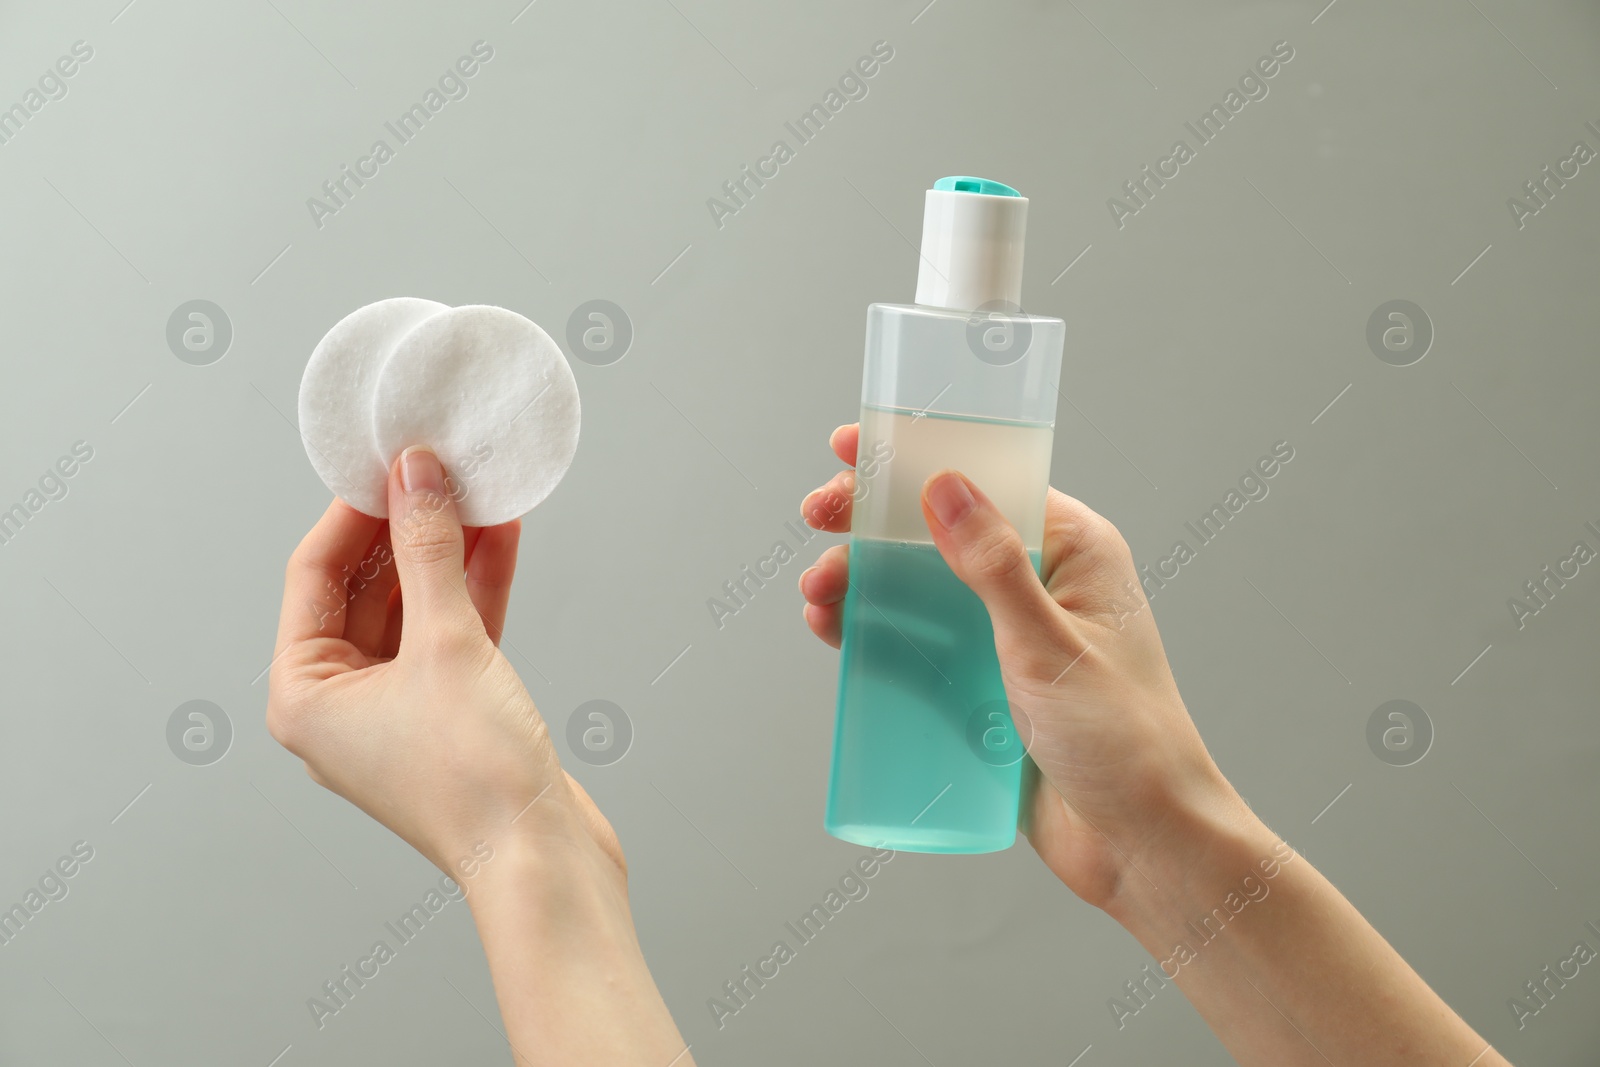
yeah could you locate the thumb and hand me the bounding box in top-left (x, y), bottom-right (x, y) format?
top-left (921, 470), bottom-right (1062, 645)
top-left (387, 446), bottom-right (477, 636)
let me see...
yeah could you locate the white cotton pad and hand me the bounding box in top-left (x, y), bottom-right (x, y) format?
top-left (298, 297), bottom-right (449, 518)
top-left (371, 304), bottom-right (581, 527)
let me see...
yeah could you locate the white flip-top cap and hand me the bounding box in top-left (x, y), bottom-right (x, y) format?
top-left (914, 176), bottom-right (1029, 312)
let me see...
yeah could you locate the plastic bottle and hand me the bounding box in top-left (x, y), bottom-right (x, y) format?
top-left (825, 176), bottom-right (1065, 854)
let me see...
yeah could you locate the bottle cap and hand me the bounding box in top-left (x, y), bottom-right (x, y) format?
top-left (914, 176), bottom-right (1028, 312)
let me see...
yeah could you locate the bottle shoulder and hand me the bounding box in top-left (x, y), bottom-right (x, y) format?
top-left (868, 302), bottom-right (1064, 327)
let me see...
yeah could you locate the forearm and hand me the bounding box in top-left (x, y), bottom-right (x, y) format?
top-left (467, 830), bottom-right (693, 1067)
top-left (1104, 793), bottom-right (1509, 1067)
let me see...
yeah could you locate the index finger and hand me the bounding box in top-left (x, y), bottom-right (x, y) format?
top-left (274, 499), bottom-right (385, 655)
top-left (829, 423), bottom-right (859, 466)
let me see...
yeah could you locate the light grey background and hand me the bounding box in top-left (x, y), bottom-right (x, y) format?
top-left (2, 0), bottom-right (1597, 1064)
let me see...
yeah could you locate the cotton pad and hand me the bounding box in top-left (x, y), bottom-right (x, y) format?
top-left (371, 304), bottom-right (581, 528)
top-left (298, 297), bottom-right (448, 518)
top-left (298, 299), bottom-right (582, 526)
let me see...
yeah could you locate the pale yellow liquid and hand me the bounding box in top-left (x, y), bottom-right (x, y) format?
top-left (853, 405), bottom-right (1054, 548)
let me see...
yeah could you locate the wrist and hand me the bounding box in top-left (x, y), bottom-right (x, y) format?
top-left (465, 829), bottom-right (649, 983)
top-left (1101, 767), bottom-right (1285, 945)
top-left (421, 771), bottom-right (625, 906)
top-left (461, 819), bottom-right (692, 1065)
top-left (463, 810), bottom-right (630, 920)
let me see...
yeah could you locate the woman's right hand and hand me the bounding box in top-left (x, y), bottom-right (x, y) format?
top-left (268, 447), bottom-right (694, 1066)
top-left (266, 446), bottom-right (620, 886)
top-left (798, 424), bottom-right (1259, 911)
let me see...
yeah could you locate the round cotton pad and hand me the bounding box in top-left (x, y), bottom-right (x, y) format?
top-left (371, 304), bottom-right (581, 527)
top-left (299, 297), bottom-right (449, 518)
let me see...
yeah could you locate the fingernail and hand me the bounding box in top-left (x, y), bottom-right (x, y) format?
top-left (927, 472), bottom-right (976, 529)
top-left (799, 565), bottom-right (818, 594)
top-left (401, 446), bottom-right (445, 494)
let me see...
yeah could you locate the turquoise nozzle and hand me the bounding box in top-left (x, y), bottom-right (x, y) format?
top-left (933, 175), bottom-right (1021, 197)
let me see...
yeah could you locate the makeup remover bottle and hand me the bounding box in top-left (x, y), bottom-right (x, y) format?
top-left (825, 176), bottom-right (1064, 854)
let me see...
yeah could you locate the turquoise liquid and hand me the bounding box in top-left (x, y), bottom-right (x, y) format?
top-left (825, 538), bottom-right (1036, 853)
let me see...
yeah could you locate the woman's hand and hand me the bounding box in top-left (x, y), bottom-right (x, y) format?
top-left (800, 424), bottom-right (1510, 1067)
top-left (799, 424), bottom-right (1254, 910)
top-left (267, 447), bottom-right (693, 1067)
top-left (266, 446), bottom-right (620, 884)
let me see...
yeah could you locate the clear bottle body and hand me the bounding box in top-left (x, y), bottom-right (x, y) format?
top-left (826, 303), bottom-right (1064, 853)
